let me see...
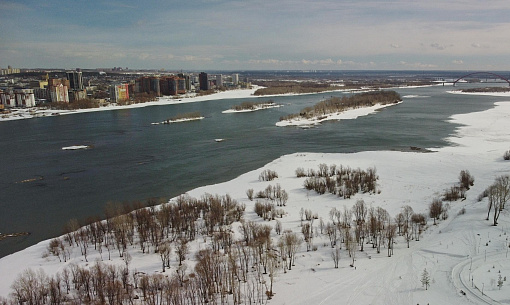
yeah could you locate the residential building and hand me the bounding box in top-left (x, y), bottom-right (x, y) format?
top-left (216, 74), bottom-right (223, 87)
top-left (232, 73), bottom-right (239, 85)
top-left (0, 66), bottom-right (21, 75)
top-left (136, 76), bottom-right (161, 96)
top-left (69, 89), bottom-right (87, 102)
top-left (14, 89), bottom-right (36, 107)
top-left (48, 78), bottom-right (70, 103)
top-left (66, 70), bottom-right (84, 90)
top-left (0, 89), bottom-right (16, 107)
top-left (110, 84), bottom-right (130, 103)
top-left (159, 76), bottom-right (186, 96)
top-left (0, 89), bottom-right (35, 107)
top-left (199, 72), bottom-right (209, 91)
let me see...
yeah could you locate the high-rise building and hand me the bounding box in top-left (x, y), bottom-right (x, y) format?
top-left (159, 76), bottom-right (186, 96)
top-left (110, 84), bottom-right (130, 103)
top-left (232, 73), bottom-right (239, 85)
top-left (66, 70), bottom-right (84, 90)
top-left (216, 74), bottom-right (223, 87)
top-left (48, 78), bottom-right (70, 103)
top-left (199, 72), bottom-right (209, 91)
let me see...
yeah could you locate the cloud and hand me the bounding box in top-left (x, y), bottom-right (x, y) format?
top-left (399, 61), bottom-right (438, 69)
top-left (430, 43), bottom-right (448, 50)
top-left (0, 1), bottom-right (31, 12)
top-left (300, 58), bottom-right (342, 66)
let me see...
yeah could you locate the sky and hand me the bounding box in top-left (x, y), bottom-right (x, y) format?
top-left (1, 0), bottom-right (510, 71)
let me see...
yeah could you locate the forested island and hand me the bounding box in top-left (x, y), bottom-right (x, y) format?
top-left (459, 87), bottom-right (510, 93)
top-left (222, 100), bottom-right (281, 113)
top-left (278, 90), bottom-right (401, 126)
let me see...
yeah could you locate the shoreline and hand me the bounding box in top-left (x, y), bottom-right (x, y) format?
top-left (0, 87), bottom-right (261, 122)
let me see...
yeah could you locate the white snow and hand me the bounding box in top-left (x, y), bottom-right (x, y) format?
top-left (1, 90), bottom-right (510, 305)
top-left (448, 90), bottom-right (510, 97)
top-left (275, 102), bottom-right (401, 127)
top-left (151, 116), bottom-right (205, 125)
top-left (61, 145), bottom-right (91, 150)
top-left (403, 95), bottom-right (430, 98)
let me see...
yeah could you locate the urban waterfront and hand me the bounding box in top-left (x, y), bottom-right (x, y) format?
top-left (0, 79), bottom-right (504, 258)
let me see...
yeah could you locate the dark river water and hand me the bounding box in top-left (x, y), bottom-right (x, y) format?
top-left (0, 76), bottom-right (506, 258)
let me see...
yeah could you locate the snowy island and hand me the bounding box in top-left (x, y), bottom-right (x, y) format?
top-left (151, 112), bottom-right (204, 125)
top-left (277, 90), bottom-right (401, 127)
top-left (222, 100), bottom-right (282, 113)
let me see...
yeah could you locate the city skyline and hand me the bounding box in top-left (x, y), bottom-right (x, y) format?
top-left (1, 0), bottom-right (510, 71)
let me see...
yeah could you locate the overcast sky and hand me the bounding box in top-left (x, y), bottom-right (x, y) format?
top-left (1, 0), bottom-right (510, 70)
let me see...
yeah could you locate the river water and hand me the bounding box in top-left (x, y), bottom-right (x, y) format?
top-left (0, 76), bottom-right (506, 258)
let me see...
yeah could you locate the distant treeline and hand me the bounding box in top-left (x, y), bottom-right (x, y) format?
top-left (230, 100), bottom-right (275, 111)
top-left (47, 99), bottom-right (100, 110)
top-left (461, 87), bottom-right (510, 93)
top-left (280, 90), bottom-right (401, 121)
top-left (253, 81), bottom-right (345, 96)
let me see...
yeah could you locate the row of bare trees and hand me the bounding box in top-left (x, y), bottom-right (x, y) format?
top-left (3, 190), bottom-right (311, 305)
top-left (6, 218), bottom-right (304, 305)
top-left (479, 175), bottom-right (510, 226)
top-left (295, 200), bottom-right (428, 266)
top-left (279, 90), bottom-right (401, 121)
top-left (302, 164), bottom-right (378, 198)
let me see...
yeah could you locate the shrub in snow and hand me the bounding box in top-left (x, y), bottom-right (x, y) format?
top-left (295, 167), bottom-right (306, 177)
top-left (504, 150), bottom-right (510, 160)
top-left (429, 198), bottom-right (443, 225)
top-left (421, 268), bottom-right (431, 290)
top-left (246, 188), bottom-right (254, 200)
top-left (259, 169), bottom-right (278, 181)
top-left (459, 170), bottom-right (475, 190)
top-left (443, 186), bottom-right (465, 201)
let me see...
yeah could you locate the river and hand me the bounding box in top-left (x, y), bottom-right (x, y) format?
top-left (0, 73), bottom-right (506, 258)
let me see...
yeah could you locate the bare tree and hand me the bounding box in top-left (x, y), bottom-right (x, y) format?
top-left (282, 231), bottom-right (302, 270)
top-left (352, 199), bottom-right (368, 251)
top-left (159, 241), bottom-right (172, 272)
top-left (175, 237), bottom-right (189, 266)
top-left (326, 223), bottom-right (338, 248)
top-left (401, 205), bottom-right (414, 248)
top-left (429, 198), bottom-right (443, 225)
top-left (386, 222), bottom-right (397, 257)
top-left (331, 246), bottom-right (340, 268)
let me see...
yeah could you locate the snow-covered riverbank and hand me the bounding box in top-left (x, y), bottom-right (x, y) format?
top-left (0, 87), bottom-right (261, 122)
top-left (1, 91), bottom-right (509, 305)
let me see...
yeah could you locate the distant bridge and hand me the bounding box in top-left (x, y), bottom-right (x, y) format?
top-left (453, 71), bottom-right (510, 86)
